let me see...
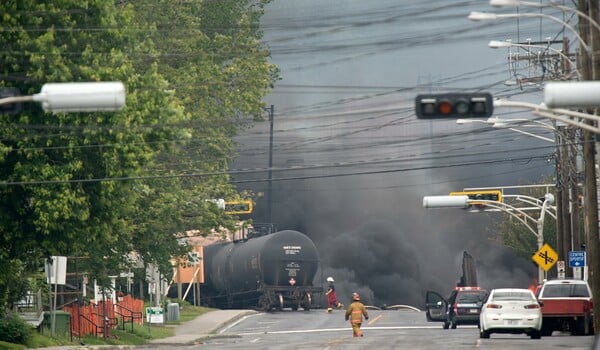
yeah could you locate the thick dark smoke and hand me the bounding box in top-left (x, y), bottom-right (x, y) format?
top-left (231, 0), bottom-right (554, 309)
top-left (256, 169), bottom-right (540, 308)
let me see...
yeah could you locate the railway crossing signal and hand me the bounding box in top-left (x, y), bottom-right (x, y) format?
top-left (415, 92), bottom-right (493, 119)
top-left (532, 243), bottom-right (558, 272)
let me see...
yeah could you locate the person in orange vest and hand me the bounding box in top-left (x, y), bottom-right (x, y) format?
top-left (325, 277), bottom-right (343, 312)
top-left (345, 292), bottom-right (369, 337)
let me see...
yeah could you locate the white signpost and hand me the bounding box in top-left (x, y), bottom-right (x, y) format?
top-left (44, 256), bottom-right (67, 337)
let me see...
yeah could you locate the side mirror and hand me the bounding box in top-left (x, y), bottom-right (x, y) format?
top-left (538, 300), bottom-right (544, 307)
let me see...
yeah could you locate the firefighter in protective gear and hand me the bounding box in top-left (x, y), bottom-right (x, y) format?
top-left (325, 277), bottom-right (343, 312)
top-left (345, 292), bottom-right (368, 337)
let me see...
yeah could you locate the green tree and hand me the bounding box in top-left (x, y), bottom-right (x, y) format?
top-left (0, 0), bottom-right (277, 308)
top-left (490, 181), bottom-right (557, 261)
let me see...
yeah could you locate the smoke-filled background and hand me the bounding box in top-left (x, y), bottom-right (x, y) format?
top-left (231, 1), bottom-right (568, 307)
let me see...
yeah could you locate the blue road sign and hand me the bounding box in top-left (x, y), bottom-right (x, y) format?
top-left (568, 251), bottom-right (586, 268)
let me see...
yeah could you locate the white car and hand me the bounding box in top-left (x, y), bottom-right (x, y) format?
top-left (479, 288), bottom-right (543, 339)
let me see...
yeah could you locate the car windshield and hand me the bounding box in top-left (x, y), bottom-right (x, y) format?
top-left (542, 284), bottom-right (590, 298)
top-left (457, 292), bottom-right (486, 303)
top-left (492, 291), bottom-right (533, 301)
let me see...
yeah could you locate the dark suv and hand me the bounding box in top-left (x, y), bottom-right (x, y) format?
top-left (425, 286), bottom-right (488, 329)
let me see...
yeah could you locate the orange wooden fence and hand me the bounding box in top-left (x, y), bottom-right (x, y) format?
top-left (115, 295), bottom-right (144, 326)
top-left (63, 296), bottom-right (144, 337)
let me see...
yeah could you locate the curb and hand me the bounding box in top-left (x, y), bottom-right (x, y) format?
top-left (211, 310), bottom-right (259, 334)
top-left (149, 310), bottom-right (259, 345)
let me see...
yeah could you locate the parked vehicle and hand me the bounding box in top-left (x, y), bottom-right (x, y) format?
top-left (426, 286), bottom-right (488, 329)
top-left (537, 279), bottom-right (594, 336)
top-left (479, 288), bottom-right (543, 339)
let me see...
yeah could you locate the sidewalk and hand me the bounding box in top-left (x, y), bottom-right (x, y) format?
top-left (149, 309), bottom-right (258, 345)
top-left (36, 309), bottom-right (258, 349)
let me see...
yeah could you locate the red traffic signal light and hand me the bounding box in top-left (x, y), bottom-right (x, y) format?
top-left (415, 92), bottom-right (493, 119)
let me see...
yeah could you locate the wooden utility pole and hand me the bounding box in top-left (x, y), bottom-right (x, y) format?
top-left (578, 0), bottom-right (600, 333)
top-left (558, 131), bottom-right (572, 275)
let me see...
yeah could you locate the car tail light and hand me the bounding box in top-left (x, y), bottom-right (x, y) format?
top-left (486, 304), bottom-right (502, 309)
top-left (524, 304), bottom-right (540, 309)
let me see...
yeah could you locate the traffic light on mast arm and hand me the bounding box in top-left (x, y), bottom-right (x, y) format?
top-left (449, 190), bottom-right (502, 206)
top-left (415, 92), bottom-right (493, 119)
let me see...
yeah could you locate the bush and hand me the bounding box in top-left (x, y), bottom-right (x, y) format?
top-left (0, 313), bottom-right (32, 345)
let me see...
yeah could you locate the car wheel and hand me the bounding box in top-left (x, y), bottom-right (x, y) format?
top-left (480, 329), bottom-right (490, 339)
top-left (530, 330), bottom-right (542, 339)
top-left (443, 320), bottom-right (450, 329)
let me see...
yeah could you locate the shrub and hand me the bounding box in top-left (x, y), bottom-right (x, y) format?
top-left (0, 313), bottom-right (32, 345)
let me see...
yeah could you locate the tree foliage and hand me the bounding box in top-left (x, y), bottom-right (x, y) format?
top-left (490, 180), bottom-right (557, 260)
top-left (0, 0), bottom-right (276, 308)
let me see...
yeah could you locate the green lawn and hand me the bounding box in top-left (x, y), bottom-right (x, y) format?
top-left (6, 304), bottom-right (213, 349)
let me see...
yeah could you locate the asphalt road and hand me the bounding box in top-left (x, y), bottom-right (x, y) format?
top-left (141, 309), bottom-right (596, 350)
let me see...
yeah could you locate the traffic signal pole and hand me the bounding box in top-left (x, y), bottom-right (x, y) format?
top-left (423, 192), bottom-right (556, 284)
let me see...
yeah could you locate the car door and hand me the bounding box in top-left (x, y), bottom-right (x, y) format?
top-left (425, 291), bottom-right (448, 322)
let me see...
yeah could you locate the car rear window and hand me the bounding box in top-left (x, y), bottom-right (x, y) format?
top-left (492, 291), bottom-right (533, 301)
top-left (457, 291), bottom-right (486, 303)
top-left (541, 284), bottom-right (590, 298)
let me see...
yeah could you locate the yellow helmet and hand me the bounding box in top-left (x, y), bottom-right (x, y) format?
top-left (352, 292), bottom-right (360, 301)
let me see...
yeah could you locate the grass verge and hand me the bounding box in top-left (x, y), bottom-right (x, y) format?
top-left (6, 304), bottom-right (213, 348)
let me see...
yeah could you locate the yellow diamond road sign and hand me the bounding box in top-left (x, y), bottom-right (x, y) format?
top-left (532, 243), bottom-right (558, 272)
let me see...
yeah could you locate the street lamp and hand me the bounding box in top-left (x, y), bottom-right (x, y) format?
top-left (489, 0), bottom-right (600, 35)
top-left (0, 82), bottom-right (126, 113)
top-left (456, 117), bottom-right (556, 143)
top-left (459, 117), bottom-right (576, 265)
top-left (423, 193), bottom-right (555, 283)
top-left (468, 11), bottom-right (591, 53)
top-left (488, 40), bottom-right (581, 80)
top-left (492, 98), bottom-right (600, 133)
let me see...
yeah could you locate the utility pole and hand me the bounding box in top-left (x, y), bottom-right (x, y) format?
top-left (557, 127), bottom-right (571, 275)
top-left (568, 125), bottom-right (582, 256)
top-left (589, 0), bottom-right (600, 334)
top-left (265, 105), bottom-right (274, 224)
top-left (578, 0), bottom-right (600, 333)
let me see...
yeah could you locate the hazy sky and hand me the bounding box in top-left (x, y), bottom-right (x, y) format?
top-left (232, 0), bottom-right (575, 307)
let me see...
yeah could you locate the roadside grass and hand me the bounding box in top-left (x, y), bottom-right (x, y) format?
top-left (5, 304), bottom-right (213, 348)
top-left (169, 304), bottom-right (213, 324)
top-left (3, 327), bottom-right (76, 349)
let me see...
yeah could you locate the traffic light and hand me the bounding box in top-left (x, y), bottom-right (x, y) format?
top-left (0, 87), bottom-right (22, 115)
top-left (415, 92), bottom-right (493, 119)
top-left (449, 190), bottom-right (502, 204)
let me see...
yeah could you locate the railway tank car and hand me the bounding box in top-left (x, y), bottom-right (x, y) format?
top-left (199, 229), bottom-right (322, 311)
